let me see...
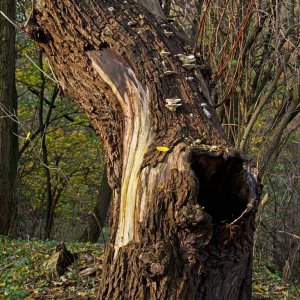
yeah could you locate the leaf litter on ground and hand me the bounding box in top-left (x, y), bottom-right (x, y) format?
top-left (0, 236), bottom-right (104, 299)
top-left (1, 236), bottom-right (299, 299)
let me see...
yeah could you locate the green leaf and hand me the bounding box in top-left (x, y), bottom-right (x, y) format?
top-left (228, 59), bottom-right (238, 67)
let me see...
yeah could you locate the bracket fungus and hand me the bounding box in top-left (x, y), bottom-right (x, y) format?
top-left (182, 63), bottom-right (198, 70)
top-left (175, 54), bottom-right (199, 70)
top-left (201, 103), bottom-right (211, 118)
top-left (185, 77), bottom-right (195, 81)
top-left (165, 98), bottom-right (182, 111)
top-left (178, 54), bottom-right (196, 64)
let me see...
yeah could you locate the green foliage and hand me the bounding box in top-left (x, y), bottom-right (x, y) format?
top-left (0, 237), bottom-right (55, 299)
top-left (14, 11), bottom-right (104, 239)
top-left (17, 92), bottom-right (104, 239)
top-left (16, 38), bottom-right (103, 240)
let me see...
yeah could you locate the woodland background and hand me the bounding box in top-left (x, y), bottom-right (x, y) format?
top-left (0, 0), bottom-right (299, 299)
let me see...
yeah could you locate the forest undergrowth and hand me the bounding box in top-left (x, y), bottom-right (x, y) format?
top-left (0, 236), bottom-right (299, 299)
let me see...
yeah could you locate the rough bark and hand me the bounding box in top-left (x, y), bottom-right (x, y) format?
top-left (80, 166), bottom-right (112, 243)
top-left (25, 1), bottom-right (260, 299)
top-left (0, 0), bottom-right (17, 235)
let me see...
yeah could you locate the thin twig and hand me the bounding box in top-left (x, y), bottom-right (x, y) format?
top-left (24, 54), bottom-right (59, 84)
top-left (278, 231), bottom-right (300, 241)
top-left (0, 11), bottom-right (22, 31)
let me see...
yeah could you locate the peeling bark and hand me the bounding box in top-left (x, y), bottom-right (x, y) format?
top-left (25, 1), bottom-right (260, 299)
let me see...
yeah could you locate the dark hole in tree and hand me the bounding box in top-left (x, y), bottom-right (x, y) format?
top-left (83, 43), bottom-right (95, 51)
top-left (99, 42), bottom-right (109, 50)
top-left (191, 154), bottom-right (249, 224)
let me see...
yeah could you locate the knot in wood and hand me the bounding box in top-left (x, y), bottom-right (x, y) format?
top-left (139, 246), bottom-right (170, 279)
top-left (175, 204), bottom-right (211, 229)
top-left (149, 262), bottom-right (166, 278)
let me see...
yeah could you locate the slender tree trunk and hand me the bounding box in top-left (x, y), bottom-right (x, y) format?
top-left (26, 1), bottom-right (260, 298)
top-left (0, 0), bottom-right (17, 235)
top-left (80, 166), bottom-right (112, 243)
top-left (36, 50), bottom-right (54, 239)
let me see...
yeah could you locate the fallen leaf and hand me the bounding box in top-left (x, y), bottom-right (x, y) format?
top-left (156, 146), bottom-right (169, 152)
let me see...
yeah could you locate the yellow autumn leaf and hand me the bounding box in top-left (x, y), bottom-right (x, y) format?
top-left (0, 282), bottom-right (5, 287)
top-left (156, 146), bottom-right (169, 152)
top-left (25, 132), bottom-right (31, 140)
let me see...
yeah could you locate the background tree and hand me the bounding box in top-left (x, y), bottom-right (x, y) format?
top-left (202, 1), bottom-right (299, 177)
top-left (11, 0), bottom-right (104, 239)
top-left (0, 0), bottom-right (18, 235)
top-left (255, 124), bottom-right (300, 281)
top-left (80, 166), bottom-right (111, 243)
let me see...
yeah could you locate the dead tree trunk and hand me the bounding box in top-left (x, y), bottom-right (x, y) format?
top-left (25, 1), bottom-right (260, 299)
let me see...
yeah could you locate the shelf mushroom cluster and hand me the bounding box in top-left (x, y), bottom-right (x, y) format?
top-left (176, 54), bottom-right (198, 70)
top-left (165, 98), bottom-right (182, 111)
